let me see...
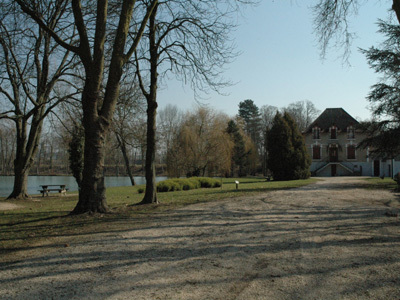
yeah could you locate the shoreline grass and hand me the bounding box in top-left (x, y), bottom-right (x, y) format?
top-left (0, 177), bottom-right (316, 255)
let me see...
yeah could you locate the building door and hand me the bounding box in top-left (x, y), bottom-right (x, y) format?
top-left (331, 164), bottom-right (337, 176)
top-left (374, 160), bottom-right (380, 177)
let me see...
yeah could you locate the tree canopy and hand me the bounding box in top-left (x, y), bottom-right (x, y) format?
top-left (358, 20), bottom-right (400, 158)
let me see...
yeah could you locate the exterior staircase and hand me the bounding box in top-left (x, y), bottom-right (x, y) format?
top-left (314, 161), bottom-right (355, 175)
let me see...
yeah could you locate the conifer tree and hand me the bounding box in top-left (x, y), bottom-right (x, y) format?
top-left (358, 21), bottom-right (400, 158)
top-left (238, 99), bottom-right (262, 146)
top-left (267, 112), bottom-right (310, 180)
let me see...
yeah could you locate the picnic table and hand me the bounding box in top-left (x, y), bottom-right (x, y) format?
top-left (38, 184), bottom-right (68, 197)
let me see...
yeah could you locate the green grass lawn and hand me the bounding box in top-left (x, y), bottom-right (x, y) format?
top-left (0, 177), bottom-right (317, 254)
top-left (363, 177), bottom-right (399, 190)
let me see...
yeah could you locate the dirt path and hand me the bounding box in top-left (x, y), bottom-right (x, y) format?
top-left (0, 177), bottom-right (399, 300)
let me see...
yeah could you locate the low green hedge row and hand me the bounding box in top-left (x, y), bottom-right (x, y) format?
top-left (157, 177), bottom-right (222, 192)
top-left (138, 177), bottom-right (222, 193)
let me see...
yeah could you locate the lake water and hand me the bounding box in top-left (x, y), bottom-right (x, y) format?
top-left (0, 176), bottom-right (167, 197)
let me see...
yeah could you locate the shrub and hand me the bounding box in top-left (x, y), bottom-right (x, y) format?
top-left (214, 180), bottom-right (222, 188)
top-left (197, 177), bottom-right (221, 188)
top-left (156, 179), bottom-right (181, 192)
top-left (156, 177), bottom-right (221, 193)
top-left (197, 177), bottom-right (213, 188)
top-left (156, 181), bottom-right (170, 192)
top-left (179, 179), bottom-right (196, 190)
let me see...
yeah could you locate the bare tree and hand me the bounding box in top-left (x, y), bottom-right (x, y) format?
top-left (283, 100), bottom-right (320, 132)
top-left (0, 1), bottom-right (77, 199)
top-left (158, 104), bottom-right (183, 162)
top-left (312, 0), bottom-right (400, 61)
top-left (112, 80), bottom-right (146, 186)
top-left (260, 105), bottom-right (279, 130)
top-left (15, 0), bottom-right (158, 213)
top-left (260, 104), bottom-right (278, 175)
top-left (134, 0), bottom-right (249, 204)
top-left (0, 120), bottom-right (16, 175)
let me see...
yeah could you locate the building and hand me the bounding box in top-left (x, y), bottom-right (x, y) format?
top-left (304, 108), bottom-right (400, 177)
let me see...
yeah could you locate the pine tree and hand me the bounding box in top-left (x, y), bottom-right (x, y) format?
top-left (267, 112), bottom-right (310, 180)
top-left (238, 99), bottom-right (262, 146)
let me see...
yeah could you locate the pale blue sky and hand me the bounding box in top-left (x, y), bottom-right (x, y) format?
top-left (157, 1), bottom-right (393, 121)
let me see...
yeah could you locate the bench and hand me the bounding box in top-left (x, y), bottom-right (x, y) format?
top-left (38, 185), bottom-right (68, 197)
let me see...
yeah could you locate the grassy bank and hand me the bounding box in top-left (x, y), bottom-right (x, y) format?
top-left (0, 177), bottom-right (316, 254)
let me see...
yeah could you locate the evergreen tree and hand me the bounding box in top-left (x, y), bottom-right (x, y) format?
top-left (227, 120), bottom-right (247, 177)
top-left (283, 112), bottom-right (311, 179)
top-left (267, 112), bottom-right (310, 181)
top-left (358, 21), bottom-right (400, 158)
top-left (238, 99), bottom-right (262, 146)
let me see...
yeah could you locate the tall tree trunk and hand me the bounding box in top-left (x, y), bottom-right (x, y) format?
top-left (7, 112), bottom-right (43, 199)
top-left (71, 87), bottom-right (109, 214)
top-left (139, 4), bottom-right (159, 204)
top-left (71, 124), bottom-right (108, 213)
top-left (141, 100), bottom-right (158, 204)
top-left (8, 160), bottom-right (29, 199)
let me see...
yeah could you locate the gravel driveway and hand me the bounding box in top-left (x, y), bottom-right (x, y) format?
top-left (1, 177), bottom-right (399, 300)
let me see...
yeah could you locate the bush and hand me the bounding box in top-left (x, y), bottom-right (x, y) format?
top-left (197, 177), bottom-right (213, 188)
top-left (197, 177), bottom-right (221, 188)
top-left (156, 177), bottom-right (221, 193)
top-left (156, 180), bottom-right (181, 192)
top-left (179, 179), bottom-right (196, 190)
top-left (214, 180), bottom-right (222, 188)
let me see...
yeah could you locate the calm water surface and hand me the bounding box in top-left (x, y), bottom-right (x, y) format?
top-left (0, 176), bottom-right (167, 197)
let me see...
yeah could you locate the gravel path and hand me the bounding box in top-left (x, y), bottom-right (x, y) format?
top-left (1, 177), bottom-right (399, 299)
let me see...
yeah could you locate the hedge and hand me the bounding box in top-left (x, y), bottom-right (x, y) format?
top-left (154, 177), bottom-right (221, 193)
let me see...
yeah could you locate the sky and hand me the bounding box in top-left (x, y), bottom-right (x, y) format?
top-left (157, 1), bottom-right (394, 121)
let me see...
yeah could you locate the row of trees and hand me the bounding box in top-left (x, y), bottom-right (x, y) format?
top-left (1, 98), bottom-right (317, 180)
top-left (235, 99), bottom-right (319, 176)
top-left (0, 0), bottom-right (255, 213)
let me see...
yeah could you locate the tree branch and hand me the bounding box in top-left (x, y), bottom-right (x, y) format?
top-left (15, 0), bottom-right (80, 54)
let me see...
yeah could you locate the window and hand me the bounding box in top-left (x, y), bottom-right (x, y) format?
top-left (330, 126), bottom-right (337, 139)
top-left (347, 126), bottom-right (355, 139)
top-left (312, 127), bottom-right (320, 139)
top-left (312, 145), bottom-right (321, 160)
top-left (347, 145), bottom-right (356, 160)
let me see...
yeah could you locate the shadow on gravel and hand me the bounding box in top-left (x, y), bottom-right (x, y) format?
top-left (1, 197), bottom-right (399, 299)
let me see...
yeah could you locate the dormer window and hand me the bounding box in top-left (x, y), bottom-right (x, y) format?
top-left (347, 126), bottom-right (355, 139)
top-left (312, 127), bottom-right (320, 139)
top-left (330, 126), bottom-right (337, 139)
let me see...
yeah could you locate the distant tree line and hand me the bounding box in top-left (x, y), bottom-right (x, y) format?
top-left (0, 98), bottom-right (318, 182)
